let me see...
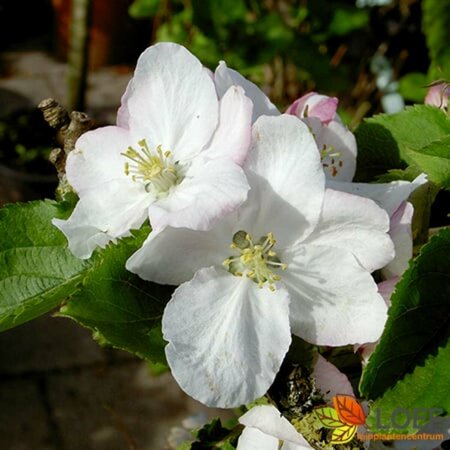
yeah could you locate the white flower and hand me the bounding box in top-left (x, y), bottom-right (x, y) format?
top-left (127, 115), bottom-right (393, 408)
top-left (53, 43), bottom-right (252, 259)
top-left (237, 405), bottom-right (313, 450)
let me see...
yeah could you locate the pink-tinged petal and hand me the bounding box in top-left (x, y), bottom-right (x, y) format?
top-left (303, 189), bottom-right (394, 273)
top-left (382, 201), bottom-right (414, 279)
top-left (327, 174), bottom-right (427, 217)
top-left (306, 118), bottom-right (357, 182)
top-left (66, 126), bottom-right (132, 194)
top-left (424, 82), bottom-right (450, 110)
top-left (354, 278), bottom-right (398, 364)
top-left (117, 79), bottom-right (132, 129)
top-left (286, 92), bottom-right (339, 124)
top-left (282, 244), bottom-right (388, 346)
top-left (238, 405), bottom-right (313, 449)
top-left (313, 354), bottom-right (355, 401)
top-left (237, 427), bottom-right (279, 450)
top-left (245, 115), bottom-right (325, 244)
top-left (203, 85), bottom-right (253, 165)
top-left (119, 42), bottom-right (219, 161)
top-left (53, 180), bottom-right (151, 259)
top-left (148, 156), bottom-right (249, 232)
top-left (126, 222), bottom-right (232, 285)
top-left (162, 267), bottom-right (291, 408)
top-left (214, 61), bottom-right (280, 122)
top-left (378, 277), bottom-right (399, 305)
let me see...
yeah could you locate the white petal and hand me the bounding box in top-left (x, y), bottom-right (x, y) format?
top-left (125, 223), bottom-right (232, 285)
top-left (214, 61), bottom-right (280, 122)
top-left (52, 216), bottom-right (114, 259)
top-left (148, 156), bottom-right (249, 231)
top-left (203, 85), bottom-right (253, 165)
top-left (53, 181), bottom-right (151, 258)
top-left (163, 267), bottom-right (291, 408)
top-left (327, 174), bottom-right (427, 217)
top-left (313, 354), bottom-right (354, 401)
top-left (66, 126), bottom-right (132, 194)
top-left (239, 405), bottom-right (313, 449)
top-left (245, 115), bottom-right (325, 244)
top-left (237, 427), bottom-right (279, 450)
top-left (382, 201), bottom-right (414, 279)
top-left (303, 189), bottom-right (394, 272)
top-left (305, 118), bottom-right (357, 182)
top-left (119, 43), bottom-right (219, 161)
top-left (281, 244), bottom-right (388, 346)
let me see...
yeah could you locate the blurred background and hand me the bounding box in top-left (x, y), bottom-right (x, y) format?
top-left (0, 0), bottom-right (447, 449)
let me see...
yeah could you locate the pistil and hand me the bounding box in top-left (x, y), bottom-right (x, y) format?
top-left (223, 230), bottom-right (287, 291)
top-left (122, 139), bottom-right (182, 196)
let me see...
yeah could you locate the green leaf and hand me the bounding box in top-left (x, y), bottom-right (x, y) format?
top-left (423, 0), bottom-right (450, 80)
top-left (359, 228), bottom-right (450, 400)
top-left (404, 135), bottom-right (450, 190)
top-left (0, 200), bottom-right (92, 331)
top-left (366, 340), bottom-right (450, 434)
top-left (398, 72), bottom-right (429, 103)
top-left (354, 105), bottom-right (450, 182)
top-left (60, 227), bottom-right (172, 364)
top-left (128, 0), bottom-right (160, 18)
top-left (328, 8), bottom-right (369, 36)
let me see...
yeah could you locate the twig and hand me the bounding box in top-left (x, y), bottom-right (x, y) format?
top-left (38, 98), bottom-right (94, 198)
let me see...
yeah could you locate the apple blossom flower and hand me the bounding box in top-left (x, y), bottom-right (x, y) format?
top-left (237, 405), bottom-right (314, 450)
top-left (213, 62), bottom-right (425, 278)
top-left (425, 81), bottom-right (449, 111)
top-left (127, 114), bottom-right (393, 408)
top-left (215, 62), bottom-right (357, 182)
top-left (53, 43), bottom-right (252, 259)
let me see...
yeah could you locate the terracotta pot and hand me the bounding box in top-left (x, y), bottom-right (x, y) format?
top-left (52, 0), bottom-right (141, 69)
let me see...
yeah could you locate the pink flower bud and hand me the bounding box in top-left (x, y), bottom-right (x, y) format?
top-left (286, 92), bottom-right (339, 124)
top-left (424, 81), bottom-right (449, 110)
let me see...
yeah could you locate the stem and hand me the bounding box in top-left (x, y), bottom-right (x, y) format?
top-left (67, 0), bottom-right (92, 112)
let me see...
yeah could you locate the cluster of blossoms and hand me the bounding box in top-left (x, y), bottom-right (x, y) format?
top-left (53, 43), bottom-right (427, 447)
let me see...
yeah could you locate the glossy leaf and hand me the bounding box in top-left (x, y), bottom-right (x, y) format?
top-left (0, 200), bottom-right (92, 331)
top-left (60, 227), bottom-right (172, 364)
top-left (366, 340), bottom-right (450, 434)
top-left (354, 105), bottom-right (450, 182)
top-left (360, 228), bottom-right (450, 399)
top-left (404, 135), bottom-right (450, 190)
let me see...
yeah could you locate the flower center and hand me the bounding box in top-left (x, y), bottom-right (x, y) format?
top-left (223, 230), bottom-right (287, 291)
top-left (122, 139), bottom-right (182, 197)
top-left (320, 144), bottom-right (343, 178)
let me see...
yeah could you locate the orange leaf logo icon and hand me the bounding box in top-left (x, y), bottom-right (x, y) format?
top-left (333, 395), bottom-right (366, 426)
